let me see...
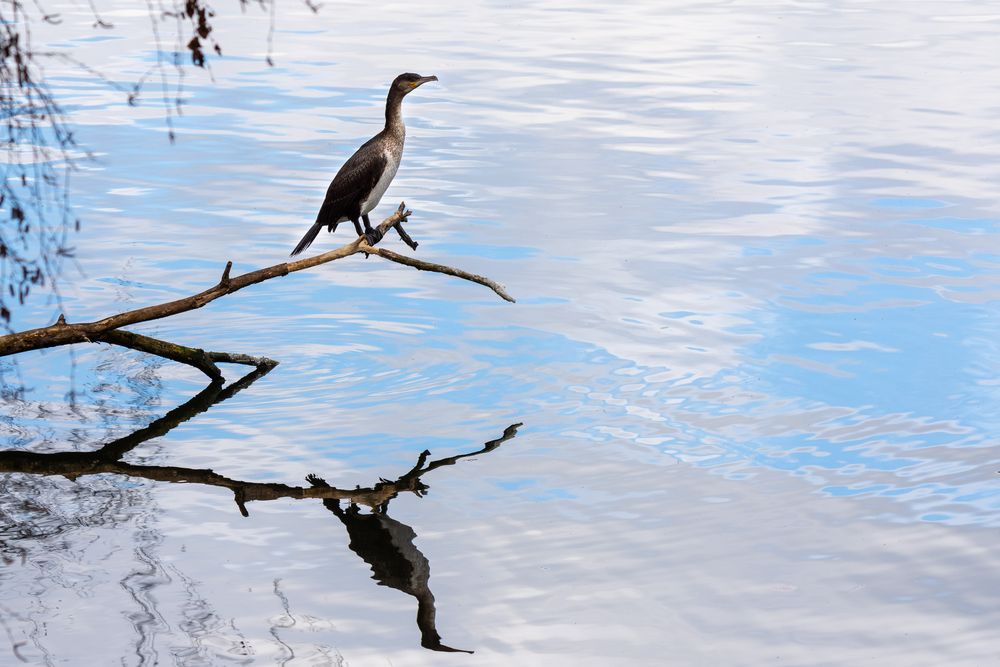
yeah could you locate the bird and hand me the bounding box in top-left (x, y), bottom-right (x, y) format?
top-left (290, 73), bottom-right (438, 256)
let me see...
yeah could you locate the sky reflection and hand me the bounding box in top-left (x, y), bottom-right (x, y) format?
top-left (2, 0), bottom-right (999, 663)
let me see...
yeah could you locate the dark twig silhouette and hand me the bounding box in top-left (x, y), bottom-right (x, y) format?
top-left (0, 0), bottom-right (329, 326)
top-left (1, 0), bottom-right (81, 327)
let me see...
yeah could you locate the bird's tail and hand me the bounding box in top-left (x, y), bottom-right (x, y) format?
top-left (290, 222), bottom-right (323, 256)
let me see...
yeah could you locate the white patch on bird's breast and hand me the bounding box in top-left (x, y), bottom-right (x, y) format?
top-left (361, 146), bottom-right (402, 215)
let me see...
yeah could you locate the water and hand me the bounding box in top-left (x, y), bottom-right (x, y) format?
top-left (2, 1), bottom-right (999, 664)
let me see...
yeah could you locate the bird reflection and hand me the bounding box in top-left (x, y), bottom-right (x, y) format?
top-left (306, 424), bottom-right (519, 654)
top-left (0, 364), bottom-right (520, 655)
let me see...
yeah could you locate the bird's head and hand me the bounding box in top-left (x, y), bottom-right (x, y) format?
top-left (392, 72), bottom-right (438, 95)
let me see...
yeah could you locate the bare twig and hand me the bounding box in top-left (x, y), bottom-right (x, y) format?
top-left (394, 222), bottom-right (418, 250)
top-left (1, 0), bottom-right (80, 325)
top-left (361, 245), bottom-right (516, 303)
top-left (98, 329), bottom-right (277, 381)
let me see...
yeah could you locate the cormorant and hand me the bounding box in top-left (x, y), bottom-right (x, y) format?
top-left (290, 72), bottom-right (438, 256)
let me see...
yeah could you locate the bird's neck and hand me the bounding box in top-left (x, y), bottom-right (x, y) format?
top-left (384, 89), bottom-right (406, 138)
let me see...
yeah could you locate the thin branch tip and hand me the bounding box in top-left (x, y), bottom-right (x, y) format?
top-left (220, 261), bottom-right (233, 285)
top-left (371, 247), bottom-right (516, 303)
top-left (395, 222), bottom-right (418, 250)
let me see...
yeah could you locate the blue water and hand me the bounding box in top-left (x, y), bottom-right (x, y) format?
top-left (2, 1), bottom-right (1000, 664)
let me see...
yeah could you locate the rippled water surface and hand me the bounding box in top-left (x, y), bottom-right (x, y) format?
top-left (3, 1), bottom-right (1000, 665)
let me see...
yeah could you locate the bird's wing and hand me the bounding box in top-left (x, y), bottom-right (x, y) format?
top-left (316, 137), bottom-right (388, 227)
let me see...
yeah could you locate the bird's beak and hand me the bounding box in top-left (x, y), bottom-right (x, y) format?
top-left (412, 75), bottom-right (438, 89)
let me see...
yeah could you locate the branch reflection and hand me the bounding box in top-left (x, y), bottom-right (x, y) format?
top-left (0, 365), bottom-right (521, 655)
top-left (307, 424), bottom-right (519, 654)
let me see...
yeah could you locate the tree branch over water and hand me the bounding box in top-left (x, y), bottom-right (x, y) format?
top-left (0, 203), bottom-right (514, 373)
top-left (1, 4), bottom-right (514, 379)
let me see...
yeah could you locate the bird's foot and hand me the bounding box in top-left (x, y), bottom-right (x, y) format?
top-left (364, 228), bottom-right (383, 246)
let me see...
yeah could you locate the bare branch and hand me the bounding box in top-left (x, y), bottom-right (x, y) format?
top-left (98, 329), bottom-right (278, 381)
top-left (361, 245), bottom-right (516, 304)
top-left (0, 204), bottom-right (514, 359)
top-left (86, 0), bottom-right (113, 28)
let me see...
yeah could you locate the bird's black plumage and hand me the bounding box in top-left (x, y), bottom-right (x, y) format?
top-left (291, 73), bottom-right (438, 256)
